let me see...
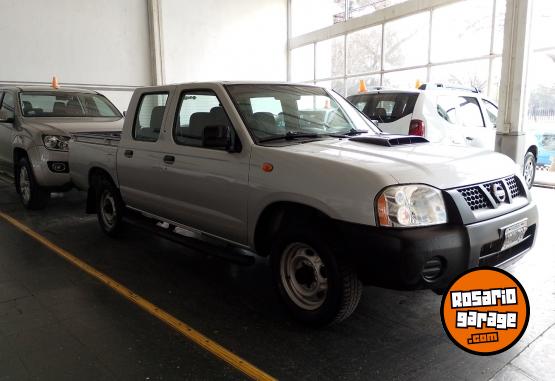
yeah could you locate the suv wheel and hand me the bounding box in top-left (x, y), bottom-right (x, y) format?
top-left (523, 152), bottom-right (536, 189)
top-left (15, 157), bottom-right (50, 210)
top-left (271, 226), bottom-right (362, 326)
top-left (96, 177), bottom-right (125, 237)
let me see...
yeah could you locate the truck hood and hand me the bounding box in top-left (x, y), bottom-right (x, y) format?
top-left (23, 117), bottom-right (124, 136)
top-left (280, 137), bottom-right (516, 189)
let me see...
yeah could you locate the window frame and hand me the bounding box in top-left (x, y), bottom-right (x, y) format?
top-left (172, 88), bottom-right (239, 151)
top-left (456, 95), bottom-right (486, 128)
top-left (482, 98), bottom-right (499, 126)
top-left (132, 91), bottom-right (169, 143)
top-left (0, 90), bottom-right (16, 120)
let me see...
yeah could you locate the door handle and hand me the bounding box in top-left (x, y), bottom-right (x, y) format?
top-left (465, 136), bottom-right (474, 141)
top-left (124, 150), bottom-right (134, 158)
top-left (163, 155), bottom-right (175, 164)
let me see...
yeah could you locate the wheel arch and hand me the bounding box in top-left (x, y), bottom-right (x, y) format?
top-left (86, 167), bottom-right (118, 214)
top-left (253, 201), bottom-right (334, 257)
top-left (526, 145), bottom-right (538, 159)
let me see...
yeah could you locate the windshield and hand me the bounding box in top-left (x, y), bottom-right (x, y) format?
top-left (226, 84), bottom-right (378, 142)
top-left (19, 91), bottom-right (121, 118)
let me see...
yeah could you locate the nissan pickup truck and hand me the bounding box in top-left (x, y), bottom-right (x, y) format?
top-left (69, 82), bottom-right (538, 326)
top-left (0, 86), bottom-right (123, 209)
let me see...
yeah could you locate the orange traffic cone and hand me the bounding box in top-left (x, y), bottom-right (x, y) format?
top-left (415, 79), bottom-right (421, 89)
top-left (324, 99), bottom-right (331, 109)
top-left (358, 79), bottom-right (367, 93)
top-left (51, 76), bottom-right (60, 89)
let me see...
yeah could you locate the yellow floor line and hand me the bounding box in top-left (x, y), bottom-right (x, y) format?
top-left (0, 211), bottom-right (276, 381)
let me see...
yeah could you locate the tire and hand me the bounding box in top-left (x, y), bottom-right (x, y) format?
top-left (523, 152), bottom-right (536, 189)
top-left (270, 225), bottom-right (362, 326)
top-left (14, 157), bottom-right (50, 210)
top-left (95, 176), bottom-right (125, 237)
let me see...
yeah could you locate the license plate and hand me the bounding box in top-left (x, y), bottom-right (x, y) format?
top-left (500, 219), bottom-right (528, 251)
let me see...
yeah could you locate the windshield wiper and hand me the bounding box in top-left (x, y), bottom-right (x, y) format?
top-left (326, 129), bottom-right (367, 138)
top-left (258, 131), bottom-right (322, 143)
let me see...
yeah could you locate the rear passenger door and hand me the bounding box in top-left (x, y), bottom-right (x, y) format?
top-left (455, 96), bottom-right (495, 149)
top-left (117, 91), bottom-right (170, 213)
top-left (157, 85), bottom-right (250, 245)
top-left (435, 95), bottom-right (464, 145)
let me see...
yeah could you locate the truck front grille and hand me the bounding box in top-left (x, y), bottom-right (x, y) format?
top-left (458, 187), bottom-right (490, 210)
top-left (457, 176), bottom-right (524, 211)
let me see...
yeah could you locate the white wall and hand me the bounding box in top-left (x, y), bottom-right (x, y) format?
top-left (160, 0), bottom-right (288, 83)
top-left (0, 0), bottom-right (151, 86)
top-left (0, 0), bottom-right (152, 110)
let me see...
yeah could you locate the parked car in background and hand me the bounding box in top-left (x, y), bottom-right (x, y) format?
top-left (0, 86), bottom-right (124, 209)
top-left (347, 84), bottom-right (538, 188)
top-left (70, 82), bottom-right (537, 326)
top-left (535, 130), bottom-right (555, 167)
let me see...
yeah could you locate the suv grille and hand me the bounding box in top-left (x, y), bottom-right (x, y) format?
top-left (458, 176), bottom-right (524, 211)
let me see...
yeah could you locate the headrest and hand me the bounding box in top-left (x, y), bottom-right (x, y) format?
top-left (53, 102), bottom-right (66, 114)
top-left (374, 108), bottom-right (387, 118)
top-left (150, 106), bottom-right (165, 132)
top-left (253, 112), bottom-right (276, 133)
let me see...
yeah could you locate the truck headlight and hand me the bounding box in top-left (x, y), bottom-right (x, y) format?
top-left (43, 135), bottom-right (70, 151)
top-left (376, 185), bottom-right (447, 227)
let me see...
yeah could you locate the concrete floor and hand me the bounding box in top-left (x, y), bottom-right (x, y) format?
top-left (0, 177), bottom-right (553, 381)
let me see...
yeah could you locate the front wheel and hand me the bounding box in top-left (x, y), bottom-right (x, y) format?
top-left (15, 157), bottom-right (50, 210)
top-left (271, 227), bottom-right (362, 326)
top-left (96, 177), bottom-right (125, 237)
top-left (523, 152), bottom-right (536, 189)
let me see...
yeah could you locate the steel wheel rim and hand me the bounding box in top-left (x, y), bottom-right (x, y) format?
top-left (19, 166), bottom-right (31, 204)
top-left (524, 157), bottom-right (534, 187)
top-left (280, 242), bottom-right (328, 311)
top-left (100, 190), bottom-right (117, 228)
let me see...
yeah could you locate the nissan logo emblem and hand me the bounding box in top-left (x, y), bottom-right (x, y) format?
top-left (492, 183), bottom-right (506, 203)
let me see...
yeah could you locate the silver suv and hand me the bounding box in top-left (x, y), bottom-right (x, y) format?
top-left (0, 86), bottom-right (123, 209)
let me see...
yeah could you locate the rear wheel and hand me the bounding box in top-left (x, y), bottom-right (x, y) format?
top-left (96, 177), bottom-right (125, 237)
top-left (15, 157), bottom-right (50, 210)
top-left (271, 225), bottom-right (362, 326)
top-left (523, 152), bottom-right (536, 189)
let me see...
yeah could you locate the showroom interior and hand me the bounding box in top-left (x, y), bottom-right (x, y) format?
top-left (0, 0), bottom-right (554, 380)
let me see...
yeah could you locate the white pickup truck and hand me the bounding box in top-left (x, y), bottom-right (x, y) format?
top-left (69, 82), bottom-right (538, 326)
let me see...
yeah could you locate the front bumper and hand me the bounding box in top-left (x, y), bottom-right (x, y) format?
top-left (338, 202), bottom-right (538, 290)
top-left (27, 146), bottom-right (71, 188)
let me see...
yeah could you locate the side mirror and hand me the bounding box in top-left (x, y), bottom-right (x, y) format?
top-left (122, 110), bottom-right (127, 117)
top-left (202, 125), bottom-right (232, 150)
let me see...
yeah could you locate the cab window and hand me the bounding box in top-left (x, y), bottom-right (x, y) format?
top-left (173, 90), bottom-right (232, 149)
top-left (133, 93), bottom-right (168, 142)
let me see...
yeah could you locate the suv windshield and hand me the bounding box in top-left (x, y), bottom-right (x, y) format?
top-left (348, 92), bottom-right (418, 123)
top-left (226, 84), bottom-right (377, 142)
top-left (19, 92), bottom-right (121, 118)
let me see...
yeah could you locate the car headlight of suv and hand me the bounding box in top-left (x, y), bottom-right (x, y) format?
top-left (43, 135), bottom-right (70, 151)
top-left (376, 185), bottom-right (447, 227)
